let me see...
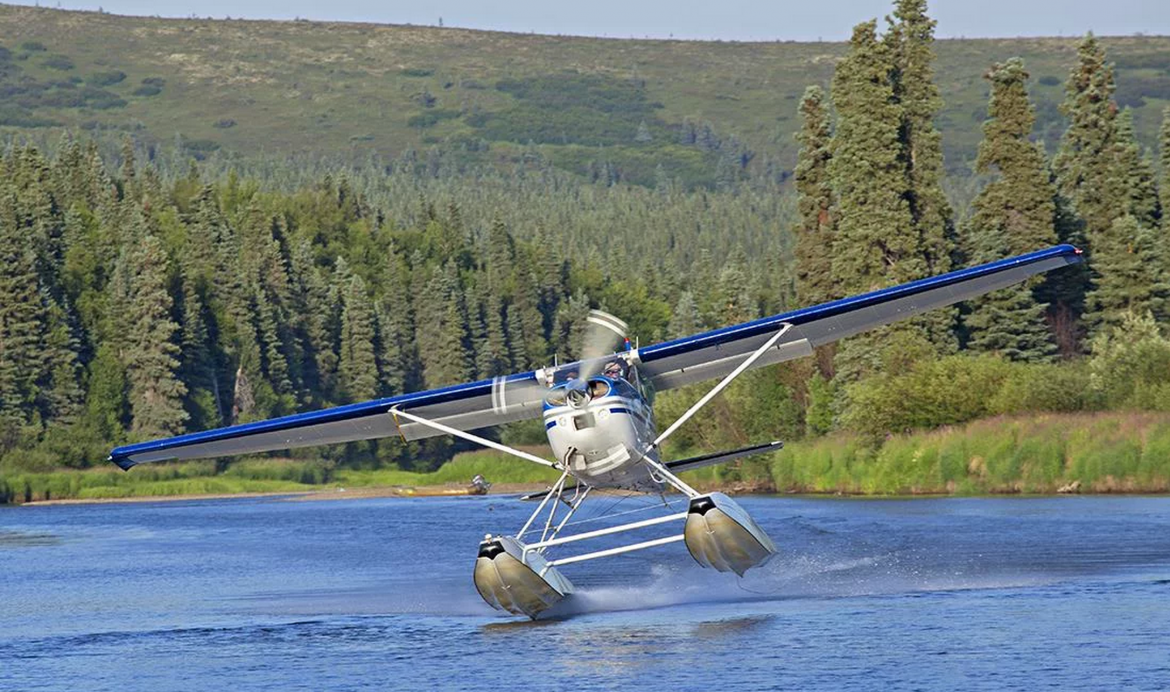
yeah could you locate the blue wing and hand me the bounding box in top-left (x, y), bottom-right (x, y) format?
top-left (109, 244), bottom-right (1081, 470)
top-left (635, 244), bottom-right (1083, 390)
top-left (108, 371), bottom-right (547, 469)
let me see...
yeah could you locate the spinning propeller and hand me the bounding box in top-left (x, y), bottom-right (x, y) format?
top-left (490, 309), bottom-right (631, 414)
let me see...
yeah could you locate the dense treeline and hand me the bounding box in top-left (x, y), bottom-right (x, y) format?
top-left (0, 133), bottom-right (796, 473)
top-left (2, 0), bottom-right (1170, 493)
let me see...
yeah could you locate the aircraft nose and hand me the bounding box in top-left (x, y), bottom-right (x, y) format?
top-left (566, 380), bottom-right (590, 408)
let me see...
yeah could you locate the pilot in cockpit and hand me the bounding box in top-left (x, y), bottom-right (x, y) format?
top-left (603, 360), bottom-right (626, 380)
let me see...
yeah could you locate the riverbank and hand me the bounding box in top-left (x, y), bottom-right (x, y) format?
top-left (0, 450), bottom-right (560, 505)
top-left (18, 482), bottom-right (555, 506)
top-left (3, 412), bottom-right (1169, 505)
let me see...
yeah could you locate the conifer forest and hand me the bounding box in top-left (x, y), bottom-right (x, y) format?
top-left (3, 1), bottom-right (1170, 501)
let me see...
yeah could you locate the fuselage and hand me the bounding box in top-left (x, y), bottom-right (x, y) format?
top-left (541, 367), bottom-right (663, 491)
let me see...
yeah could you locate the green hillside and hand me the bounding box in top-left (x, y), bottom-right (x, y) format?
top-left (1, 5), bottom-right (1169, 185)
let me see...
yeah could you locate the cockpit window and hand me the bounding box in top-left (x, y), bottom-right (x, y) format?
top-left (588, 379), bottom-right (611, 398)
top-left (545, 390), bottom-right (567, 407)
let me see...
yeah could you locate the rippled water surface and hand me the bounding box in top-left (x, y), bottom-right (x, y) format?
top-left (2, 494), bottom-right (1169, 691)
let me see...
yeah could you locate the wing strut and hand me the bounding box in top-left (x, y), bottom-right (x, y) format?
top-left (389, 406), bottom-right (559, 469)
top-left (635, 323), bottom-right (794, 497)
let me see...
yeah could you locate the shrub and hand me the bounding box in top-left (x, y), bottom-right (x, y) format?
top-left (183, 138), bottom-right (220, 152)
top-left (401, 67), bottom-right (433, 77)
top-left (1038, 75), bottom-right (1060, 86)
top-left (842, 355), bottom-right (1015, 438)
top-left (141, 76), bottom-right (166, 87)
top-left (407, 108), bottom-right (460, 128)
top-left (20, 41), bottom-right (47, 52)
top-left (41, 54), bottom-right (74, 71)
top-left (87, 70), bottom-right (126, 86)
top-left (133, 84), bottom-right (162, 97)
top-left (988, 361), bottom-right (1096, 414)
top-left (213, 118), bottom-right (237, 128)
top-left (0, 105), bottom-right (58, 127)
top-left (1089, 312), bottom-right (1170, 409)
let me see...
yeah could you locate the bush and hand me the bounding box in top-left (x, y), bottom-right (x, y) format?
top-left (0, 105), bottom-right (59, 127)
top-left (843, 355), bottom-right (1015, 438)
top-left (41, 54), bottom-right (74, 71)
top-left (213, 118), bottom-right (236, 128)
top-left (988, 361), bottom-right (1096, 414)
top-left (473, 73), bottom-right (670, 148)
top-left (20, 41), bottom-right (47, 52)
top-left (133, 84), bottom-right (162, 97)
top-left (407, 108), bottom-right (460, 128)
top-left (87, 70), bottom-right (126, 86)
top-left (1089, 312), bottom-right (1170, 409)
top-left (141, 76), bottom-right (166, 87)
top-left (401, 67), bottom-right (433, 77)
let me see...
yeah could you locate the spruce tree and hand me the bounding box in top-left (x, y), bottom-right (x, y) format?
top-left (1159, 107), bottom-right (1170, 278)
top-left (829, 21), bottom-right (932, 380)
top-left (668, 291), bottom-right (701, 339)
top-left (39, 295), bottom-right (85, 425)
top-left (0, 187), bottom-right (46, 431)
top-left (793, 85), bottom-right (836, 306)
top-left (419, 261), bottom-right (472, 388)
top-left (338, 274), bottom-right (378, 403)
top-left (889, 0), bottom-right (956, 351)
top-left (1161, 106), bottom-right (1170, 232)
top-left (1053, 34), bottom-right (1124, 249)
top-left (475, 287), bottom-right (512, 378)
top-left (289, 238), bottom-right (337, 405)
top-left (554, 290), bottom-right (593, 361)
top-left (253, 282), bottom-right (294, 407)
top-left (1112, 109), bottom-right (1159, 228)
top-left (889, 0), bottom-right (954, 276)
top-left (965, 230), bottom-right (1056, 361)
top-left (375, 248), bottom-right (413, 395)
top-left (963, 59), bottom-right (1059, 361)
top-left (967, 59), bottom-right (1059, 255)
top-left (509, 264), bottom-right (550, 369)
top-left (1085, 215), bottom-right (1169, 330)
top-left (830, 22), bottom-right (915, 289)
top-left (177, 269), bottom-right (221, 430)
top-left (121, 235), bottom-right (188, 439)
top-left (715, 255), bottom-right (757, 325)
top-left (83, 343), bottom-right (127, 442)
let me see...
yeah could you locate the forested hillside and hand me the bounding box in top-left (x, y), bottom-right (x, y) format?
top-left (2, 0), bottom-right (1170, 501)
top-left (1, 5), bottom-right (1170, 187)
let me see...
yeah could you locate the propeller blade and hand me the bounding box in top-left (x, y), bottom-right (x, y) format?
top-left (490, 375), bottom-right (551, 417)
top-left (578, 310), bottom-right (629, 378)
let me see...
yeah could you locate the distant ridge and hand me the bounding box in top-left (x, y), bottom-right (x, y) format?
top-left (1, 4), bottom-right (1167, 181)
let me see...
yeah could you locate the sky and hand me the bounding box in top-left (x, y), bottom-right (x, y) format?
top-left (9, 0), bottom-right (1168, 41)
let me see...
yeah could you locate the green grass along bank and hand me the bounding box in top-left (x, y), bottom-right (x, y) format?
top-left (2, 412), bottom-right (1168, 504)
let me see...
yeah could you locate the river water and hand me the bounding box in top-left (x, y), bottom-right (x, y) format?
top-left (2, 494), bottom-right (1168, 691)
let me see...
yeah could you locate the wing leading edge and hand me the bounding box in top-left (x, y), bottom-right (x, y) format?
top-left (635, 244), bottom-right (1083, 391)
top-left (110, 244), bottom-right (1081, 470)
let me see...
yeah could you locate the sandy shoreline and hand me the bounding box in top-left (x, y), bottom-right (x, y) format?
top-left (18, 483), bottom-right (551, 507)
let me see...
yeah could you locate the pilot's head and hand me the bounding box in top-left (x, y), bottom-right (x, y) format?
top-left (603, 361), bottom-right (624, 379)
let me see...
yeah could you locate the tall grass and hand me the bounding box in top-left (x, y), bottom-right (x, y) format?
top-left (768, 412), bottom-right (1170, 495)
top-left (0, 449), bottom-right (560, 504)
top-left (2, 414), bottom-right (1168, 503)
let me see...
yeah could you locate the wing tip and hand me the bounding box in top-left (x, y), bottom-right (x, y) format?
top-left (108, 453), bottom-right (137, 471)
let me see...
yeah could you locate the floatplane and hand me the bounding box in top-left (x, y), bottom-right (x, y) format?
top-left (110, 245), bottom-right (1082, 618)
